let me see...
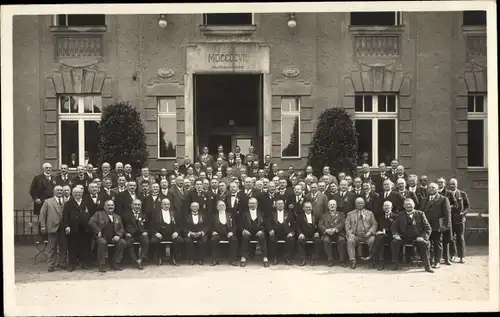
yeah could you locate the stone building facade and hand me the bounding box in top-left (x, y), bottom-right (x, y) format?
top-left (13, 12), bottom-right (488, 213)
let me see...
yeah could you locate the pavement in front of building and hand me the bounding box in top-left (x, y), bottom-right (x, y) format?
top-left (11, 245), bottom-right (490, 315)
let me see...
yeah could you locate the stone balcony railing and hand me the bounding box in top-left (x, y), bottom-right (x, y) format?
top-left (50, 26), bottom-right (106, 62)
top-left (462, 25), bottom-right (487, 63)
top-left (349, 25), bottom-right (404, 58)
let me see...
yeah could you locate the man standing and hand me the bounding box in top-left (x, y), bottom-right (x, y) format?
top-left (55, 164), bottom-right (72, 188)
top-left (378, 180), bottom-right (400, 215)
top-left (359, 164), bottom-right (372, 184)
top-left (351, 177), bottom-right (364, 198)
top-left (88, 200), bottom-right (127, 272)
top-left (72, 165), bottom-right (88, 191)
top-left (396, 178), bottom-right (419, 211)
top-left (345, 198), bottom-right (378, 269)
top-left (448, 178), bottom-right (470, 264)
top-left (124, 164), bottom-right (134, 182)
top-left (111, 162), bottom-right (125, 188)
top-left (39, 186), bottom-right (66, 271)
top-left (179, 157), bottom-right (194, 175)
top-left (362, 181), bottom-right (379, 214)
top-left (420, 182), bottom-right (451, 268)
top-left (99, 177), bottom-right (117, 209)
top-left (142, 183), bottom-right (162, 220)
top-left (286, 185), bottom-right (310, 216)
top-left (167, 176), bottom-right (186, 217)
top-left (436, 177), bottom-right (457, 264)
top-left (30, 163), bottom-right (56, 217)
top-left (332, 180), bottom-right (356, 215)
top-left (115, 181), bottom-right (138, 216)
top-left (240, 198), bottom-right (269, 267)
top-left (266, 199), bottom-right (296, 265)
top-left (62, 187), bottom-right (92, 271)
top-left (296, 202), bottom-right (322, 266)
top-left (198, 147), bottom-right (214, 166)
top-left (155, 168), bottom-right (169, 184)
top-left (407, 174), bottom-right (427, 201)
top-left (122, 199), bottom-right (150, 270)
top-left (364, 200), bottom-right (394, 270)
top-left (136, 167), bottom-right (155, 194)
top-left (111, 176), bottom-right (127, 196)
top-left (372, 162), bottom-right (389, 193)
top-left (184, 202), bottom-right (209, 265)
top-left (210, 200), bottom-right (239, 267)
top-left (391, 198), bottom-right (434, 273)
top-left (319, 200), bottom-right (347, 267)
top-left (183, 179), bottom-right (213, 220)
top-left (309, 182), bottom-right (328, 219)
top-left (99, 162), bottom-right (112, 180)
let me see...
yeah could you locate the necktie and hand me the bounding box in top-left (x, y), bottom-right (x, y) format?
top-left (385, 192), bottom-right (388, 199)
top-left (58, 198), bottom-right (62, 206)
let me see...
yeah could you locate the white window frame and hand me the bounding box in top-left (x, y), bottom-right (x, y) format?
top-left (467, 94), bottom-right (488, 168)
top-left (58, 95), bottom-right (101, 169)
top-left (354, 94), bottom-right (399, 167)
top-left (157, 97), bottom-right (177, 160)
top-left (350, 11), bottom-right (402, 26)
top-left (202, 13), bottom-right (255, 26)
top-left (52, 14), bottom-right (106, 27)
top-left (280, 96), bottom-right (301, 159)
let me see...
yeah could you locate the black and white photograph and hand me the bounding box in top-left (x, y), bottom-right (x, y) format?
top-left (1, 1), bottom-right (498, 315)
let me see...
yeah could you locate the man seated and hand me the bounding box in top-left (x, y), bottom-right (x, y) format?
top-left (88, 200), bottom-right (127, 272)
top-left (240, 198), bottom-right (269, 267)
top-left (345, 198), bottom-right (378, 269)
top-left (362, 200), bottom-right (393, 270)
top-left (390, 198), bottom-right (434, 273)
top-left (210, 200), bottom-right (239, 267)
top-left (266, 199), bottom-right (296, 266)
top-left (319, 200), bottom-right (347, 267)
top-left (296, 202), bottom-right (322, 266)
top-left (149, 198), bottom-right (183, 266)
top-left (184, 202), bottom-right (209, 265)
top-left (122, 199), bottom-right (150, 270)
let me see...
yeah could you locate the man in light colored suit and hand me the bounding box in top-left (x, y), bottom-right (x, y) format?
top-left (40, 185), bottom-right (66, 271)
top-left (309, 182), bottom-right (328, 219)
top-left (136, 167), bottom-right (156, 194)
top-left (345, 197), bottom-right (378, 269)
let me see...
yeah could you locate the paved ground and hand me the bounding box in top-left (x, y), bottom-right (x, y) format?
top-left (11, 245), bottom-right (491, 315)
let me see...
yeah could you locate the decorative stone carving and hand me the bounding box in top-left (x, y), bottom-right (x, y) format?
top-left (282, 67), bottom-right (300, 78)
top-left (158, 68), bottom-right (175, 79)
top-left (354, 35), bottom-right (400, 56)
top-left (467, 36), bottom-right (487, 58)
top-left (472, 180), bottom-right (488, 189)
top-left (55, 35), bottom-right (103, 58)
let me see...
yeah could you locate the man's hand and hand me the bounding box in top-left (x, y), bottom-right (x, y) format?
top-left (199, 231), bottom-right (204, 237)
top-left (332, 228), bottom-right (338, 234)
top-left (348, 233), bottom-right (355, 240)
top-left (141, 232), bottom-right (148, 237)
top-left (172, 232), bottom-right (179, 239)
top-left (40, 228), bottom-right (47, 235)
top-left (256, 231), bottom-right (264, 237)
top-left (125, 233), bottom-right (132, 238)
top-left (97, 231), bottom-right (102, 238)
top-left (65, 227), bottom-right (70, 235)
top-left (112, 236), bottom-right (120, 243)
top-left (376, 230), bottom-right (384, 235)
top-left (188, 231), bottom-right (194, 238)
top-left (242, 229), bottom-right (251, 237)
top-left (35, 199), bottom-right (42, 205)
top-left (287, 232), bottom-right (294, 238)
top-left (393, 234), bottom-right (402, 240)
top-left (155, 232), bottom-right (163, 240)
top-left (313, 232), bottom-right (320, 238)
top-left (416, 237), bottom-right (424, 243)
top-left (227, 232), bottom-right (234, 239)
top-left (269, 230), bottom-right (275, 236)
top-left (298, 233), bottom-right (305, 240)
top-left (364, 232), bottom-right (372, 238)
top-left (212, 231), bottom-right (218, 236)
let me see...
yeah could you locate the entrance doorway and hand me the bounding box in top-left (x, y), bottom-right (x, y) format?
top-left (194, 74), bottom-right (263, 161)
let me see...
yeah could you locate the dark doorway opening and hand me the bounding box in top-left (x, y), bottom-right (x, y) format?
top-left (194, 74), bottom-right (263, 161)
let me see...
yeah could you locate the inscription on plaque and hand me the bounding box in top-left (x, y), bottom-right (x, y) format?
top-left (207, 53), bottom-right (249, 70)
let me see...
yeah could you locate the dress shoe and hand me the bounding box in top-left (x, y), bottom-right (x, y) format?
top-left (459, 258), bottom-right (465, 264)
top-left (272, 258), bottom-right (279, 265)
top-left (284, 259), bottom-right (292, 266)
top-left (81, 263), bottom-right (91, 270)
top-left (67, 265), bottom-right (75, 272)
top-left (136, 262), bottom-right (144, 270)
top-left (350, 261), bottom-right (356, 269)
top-left (390, 263), bottom-right (399, 271)
top-left (370, 262), bottom-right (377, 269)
top-left (171, 258), bottom-right (179, 266)
top-left (450, 256), bottom-right (457, 263)
top-left (58, 264), bottom-right (67, 270)
top-left (263, 261), bottom-right (270, 268)
top-left (327, 260), bottom-right (334, 267)
top-left (361, 256), bottom-right (371, 261)
top-left (377, 263), bottom-right (385, 271)
top-left (310, 260), bottom-right (315, 266)
top-left (198, 260), bottom-right (204, 265)
top-left (432, 263), bottom-right (441, 269)
top-left (299, 260), bottom-right (306, 266)
top-left (425, 266), bottom-right (435, 273)
top-left (157, 258), bottom-right (163, 266)
top-left (210, 260), bottom-right (219, 266)
top-left (340, 262), bottom-right (347, 268)
top-left (99, 265), bottom-right (106, 273)
top-left (189, 260), bottom-right (195, 265)
top-left (48, 267), bottom-right (55, 272)
top-left (444, 261), bottom-right (452, 266)
top-left (111, 263), bottom-right (123, 271)
top-left (230, 261), bottom-right (239, 267)
top-left (240, 261), bottom-right (246, 267)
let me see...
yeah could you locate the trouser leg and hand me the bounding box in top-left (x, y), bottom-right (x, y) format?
top-left (371, 233), bottom-right (385, 262)
top-left (430, 231), bottom-right (443, 264)
top-left (390, 239), bottom-right (404, 264)
top-left (47, 233), bottom-right (59, 269)
top-left (297, 238), bottom-right (306, 259)
top-left (185, 237), bottom-right (195, 260)
top-left (336, 235), bottom-right (346, 263)
top-left (228, 235), bottom-right (238, 261)
top-left (67, 233), bottom-right (78, 265)
top-left (347, 235), bottom-right (363, 262)
top-left (268, 234), bottom-right (277, 259)
top-left (284, 235), bottom-right (295, 260)
top-left (139, 236), bottom-right (150, 260)
top-left (211, 235), bottom-right (221, 260)
top-left (125, 236), bottom-right (138, 261)
top-left (322, 236), bottom-right (333, 261)
top-left (58, 228), bottom-right (68, 266)
top-left (240, 235), bottom-right (250, 258)
top-left (76, 232), bottom-right (91, 265)
top-left (96, 237), bottom-right (108, 266)
top-left (197, 236), bottom-right (208, 261)
top-left (257, 235), bottom-right (268, 258)
top-left (150, 236), bottom-right (162, 260)
top-left (415, 239), bottom-right (431, 268)
top-left (442, 230), bottom-right (451, 261)
top-left (113, 238), bottom-right (127, 264)
top-left (454, 223), bottom-right (465, 258)
top-left (312, 237), bottom-right (322, 260)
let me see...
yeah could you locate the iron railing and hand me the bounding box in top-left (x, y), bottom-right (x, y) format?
top-left (14, 209), bottom-right (41, 245)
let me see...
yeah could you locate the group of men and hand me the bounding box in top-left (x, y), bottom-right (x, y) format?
top-left (30, 145), bottom-right (470, 274)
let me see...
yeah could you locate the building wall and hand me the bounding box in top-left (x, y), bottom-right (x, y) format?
top-left (13, 12), bottom-right (488, 214)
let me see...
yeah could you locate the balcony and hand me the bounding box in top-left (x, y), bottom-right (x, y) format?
top-left (350, 26), bottom-right (404, 57)
top-left (50, 25), bottom-right (106, 65)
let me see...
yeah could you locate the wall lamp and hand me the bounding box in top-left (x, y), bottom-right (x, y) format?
top-left (158, 14), bottom-right (168, 29)
top-left (287, 13), bottom-right (297, 28)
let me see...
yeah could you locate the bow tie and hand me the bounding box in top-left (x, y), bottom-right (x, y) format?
top-left (92, 195), bottom-right (97, 198)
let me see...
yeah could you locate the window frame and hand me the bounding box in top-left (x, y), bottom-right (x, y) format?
top-left (202, 13), bottom-right (255, 26)
top-left (350, 11), bottom-right (403, 26)
top-left (354, 94), bottom-right (399, 167)
top-left (280, 96), bottom-right (301, 159)
top-left (462, 11), bottom-right (487, 26)
top-left (57, 95), bottom-right (102, 169)
top-left (157, 97), bottom-right (178, 160)
top-left (467, 94), bottom-right (488, 168)
top-left (52, 14), bottom-right (106, 27)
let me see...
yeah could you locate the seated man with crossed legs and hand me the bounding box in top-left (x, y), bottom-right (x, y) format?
top-left (210, 200), bottom-right (239, 267)
top-left (296, 202), bottom-right (322, 266)
top-left (184, 202), bottom-right (209, 265)
top-left (240, 198), bottom-right (269, 267)
top-left (319, 200), bottom-right (347, 267)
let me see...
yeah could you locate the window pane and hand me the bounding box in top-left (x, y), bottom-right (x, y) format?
top-left (57, 15), bottom-right (67, 26)
top-left (355, 120), bottom-right (373, 165)
top-left (159, 116), bottom-right (177, 158)
top-left (84, 96), bottom-right (93, 113)
top-left (159, 98), bottom-right (176, 114)
top-left (281, 115), bottom-right (300, 157)
top-left (378, 119), bottom-right (396, 166)
top-left (60, 96), bottom-right (77, 113)
top-left (84, 120), bottom-right (100, 166)
top-left (467, 96), bottom-right (475, 112)
top-left (351, 12), bottom-right (397, 26)
top-left (205, 13), bottom-right (252, 25)
top-left (468, 120), bottom-right (484, 167)
top-left (61, 121), bottom-right (79, 167)
top-left (387, 95), bottom-right (396, 112)
top-left (364, 96), bottom-right (373, 112)
top-left (378, 95), bottom-right (387, 112)
top-left (355, 95), bottom-right (363, 112)
top-left (463, 11), bottom-right (486, 26)
top-left (475, 96), bottom-right (484, 112)
top-left (281, 97), bottom-right (299, 112)
top-left (66, 14), bottom-right (106, 27)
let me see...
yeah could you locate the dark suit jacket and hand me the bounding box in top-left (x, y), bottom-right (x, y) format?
top-left (296, 213), bottom-right (320, 237)
top-left (359, 172), bottom-right (374, 185)
top-left (167, 186), bottom-right (186, 216)
top-left (184, 213), bottom-right (209, 236)
top-left (240, 210), bottom-right (266, 233)
top-left (30, 173), bottom-right (56, 215)
top-left (72, 174), bottom-right (88, 191)
top-left (378, 191), bottom-right (401, 215)
top-left (419, 194), bottom-right (451, 232)
top-left (211, 211), bottom-right (237, 236)
top-left (61, 198), bottom-right (91, 234)
top-left (332, 191), bottom-right (356, 215)
top-left (149, 208), bottom-right (182, 236)
top-left (179, 164), bottom-right (194, 176)
top-left (115, 191), bottom-right (138, 216)
top-left (88, 210), bottom-right (125, 238)
top-left (285, 195), bottom-right (312, 215)
top-left (318, 211), bottom-right (346, 236)
top-left (451, 190), bottom-right (470, 224)
top-left (55, 174), bottom-right (73, 187)
top-left (260, 192), bottom-right (280, 220)
top-left (122, 211), bottom-right (148, 236)
top-left (155, 174), bottom-right (169, 184)
top-left (310, 192), bottom-right (329, 219)
top-left (351, 188), bottom-right (364, 199)
top-left (391, 210), bottom-right (431, 241)
top-left (168, 169), bottom-right (183, 179)
top-left (142, 194), bottom-right (163, 220)
top-left (438, 188), bottom-right (458, 211)
top-left (83, 193), bottom-right (102, 217)
top-left (265, 210), bottom-right (295, 234)
top-left (225, 192), bottom-right (242, 218)
top-left (237, 189), bottom-right (264, 214)
top-left (396, 190), bottom-right (419, 212)
top-left (372, 172), bottom-right (390, 193)
top-left (183, 190), bottom-right (213, 219)
top-left (362, 191), bottom-right (380, 214)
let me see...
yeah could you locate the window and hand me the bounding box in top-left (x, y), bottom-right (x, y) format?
top-left (467, 95), bottom-right (487, 167)
top-left (54, 14), bottom-right (106, 27)
top-left (281, 97), bottom-right (301, 158)
top-left (58, 95), bottom-right (102, 168)
top-left (463, 11), bottom-right (486, 26)
top-left (158, 98), bottom-right (177, 159)
top-left (203, 13), bottom-right (253, 26)
top-left (350, 12), bottom-right (402, 26)
top-left (354, 94), bottom-right (398, 167)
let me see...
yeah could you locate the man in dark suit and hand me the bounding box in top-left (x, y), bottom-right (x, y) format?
top-left (88, 200), bottom-right (127, 272)
top-left (169, 162), bottom-right (183, 179)
top-left (85, 164), bottom-right (96, 184)
top-left (286, 185), bottom-right (311, 216)
top-left (372, 162), bottom-right (390, 194)
top-left (122, 199), bottom-right (150, 270)
top-left (419, 182), bottom-right (452, 268)
top-left (387, 160), bottom-right (399, 181)
top-left (167, 176), bottom-right (187, 217)
top-left (179, 157), bottom-right (194, 176)
top-left (193, 162), bottom-right (204, 177)
top-left (84, 182), bottom-right (103, 217)
top-left (266, 199), bottom-right (296, 265)
top-left (319, 199), bottom-right (347, 267)
top-left (30, 163), bottom-right (56, 219)
top-left (72, 165), bottom-right (88, 191)
top-left (109, 162), bottom-right (125, 188)
top-left (359, 163), bottom-right (373, 185)
top-left (142, 182), bottom-right (162, 220)
top-left (183, 179), bottom-right (213, 220)
top-left (184, 202), bottom-right (209, 265)
top-left (136, 168), bottom-right (155, 195)
top-left (263, 155), bottom-right (273, 171)
top-left (378, 179), bottom-right (401, 216)
top-left (149, 198), bottom-right (184, 266)
top-left (448, 178), bottom-right (470, 264)
top-left (390, 165), bottom-right (408, 184)
top-left (225, 182), bottom-right (241, 220)
top-left (436, 177), bottom-right (457, 264)
top-left (155, 168), bottom-right (169, 184)
top-left (99, 162), bottom-right (113, 182)
top-left (237, 177), bottom-right (264, 215)
top-left (111, 176), bottom-right (127, 196)
top-left (351, 177), bottom-right (364, 198)
top-left (391, 198), bottom-right (434, 273)
top-left (309, 182), bottom-right (328, 219)
top-left (395, 178), bottom-right (419, 211)
top-left (210, 200), bottom-right (239, 266)
top-left (240, 198), bottom-right (269, 267)
top-left (99, 177), bottom-right (117, 209)
top-left (115, 181), bottom-right (138, 216)
top-left (55, 164), bottom-right (73, 188)
top-left (61, 186), bottom-right (92, 271)
top-left (361, 181), bottom-right (379, 214)
top-left (123, 164), bottom-right (134, 182)
top-left (276, 178), bottom-right (293, 202)
top-left (407, 174), bottom-right (427, 201)
top-left (332, 180), bottom-right (356, 215)
top-left (364, 200), bottom-right (394, 270)
top-left (296, 202), bottom-right (322, 266)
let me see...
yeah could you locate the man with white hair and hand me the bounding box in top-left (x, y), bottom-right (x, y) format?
top-left (359, 163), bottom-right (372, 184)
top-left (100, 162), bottom-right (112, 180)
top-left (240, 197), bottom-right (269, 267)
top-left (111, 162), bottom-right (125, 188)
top-left (136, 167), bottom-right (155, 194)
top-left (55, 164), bottom-right (72, 187)
top-left (30, 162), bottom-right (56, 217)
top-left (123, 164), bottom-right (134, 181)
top-left (395, 178), bottom-right (419, 211)
top-left (407, 174), bottom-right (427, 201)
top-left (363, 200), bottom-right (394, 270)
top-left (85, 164), bottom-right (95, 183)
top-left (40, 185), bottom-right (65, 271)
top-left (332, 180), bottom-right (356, 215)
top-left (448, 178), bottom-right (470, 264)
